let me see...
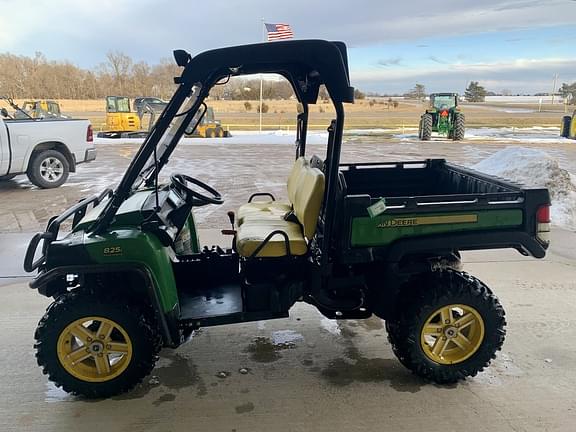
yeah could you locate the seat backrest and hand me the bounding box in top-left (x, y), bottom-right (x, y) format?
top-left (287, 157), bottom-right (307, 204)
top-left (293, 165), bottom-right (325, 239)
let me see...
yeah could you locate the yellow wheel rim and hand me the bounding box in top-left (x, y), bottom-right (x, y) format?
top-left (57, 316), bottom-right (133, 383)
top-left (420, 304), bottom-right (485, 365)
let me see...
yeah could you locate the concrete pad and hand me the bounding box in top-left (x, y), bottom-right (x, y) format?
top-left (1, 229), bottom-right (575, 431)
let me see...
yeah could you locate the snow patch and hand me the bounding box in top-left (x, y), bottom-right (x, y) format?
top-left (320, 318), bottom-right (341, 336)
top-left (271, 330), bottom-right (304, 345)
top-left (472, 147), bottom-right (576, 230)
top-left (94, 130), bottom-right (328, 146)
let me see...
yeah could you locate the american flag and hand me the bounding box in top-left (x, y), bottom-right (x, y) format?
top-left (265, 23), bottom-right (294, 41)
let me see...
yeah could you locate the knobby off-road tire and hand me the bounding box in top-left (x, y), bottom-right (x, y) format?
top-left (419, 113), bottom-right (433, 141)
top-left (452, 112), bottom-right (465, 141)
top-left (560, 116), bottom-right (572, 138)
top-left (386, 269), bottom-right (505, 384)
top-left (35, 291), bottom-right (162, 398)
top-left (27, 149), bottom-right (69, 188)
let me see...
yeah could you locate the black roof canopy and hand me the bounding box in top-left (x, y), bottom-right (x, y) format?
top-left (175, 39), bottom-right (355, 104)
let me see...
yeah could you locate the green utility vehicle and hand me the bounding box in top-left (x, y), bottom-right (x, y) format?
top-left (419, 93), bottom-right (465, 140)
top-left (25, 41), bottom-right (551, 398)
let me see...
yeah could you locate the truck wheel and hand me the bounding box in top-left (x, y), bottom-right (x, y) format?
top-left (35, 291), bottom-right (161, 398)
top-left (27, 149), bottom-right (69, 188)
top-left (560, 116), bottom-right (571, 138)
top-left (452, 113), bottom-right (465, 141)
top-left (386, 270), bottom-right (505, 384)
top-left (420, 114), bottom-right (432, 141)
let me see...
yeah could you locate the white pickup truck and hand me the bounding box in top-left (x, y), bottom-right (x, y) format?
top-left (0, 116), bottom-right (96, 188)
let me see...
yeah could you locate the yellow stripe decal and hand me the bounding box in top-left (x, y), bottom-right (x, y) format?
top-left (377, 214), bottom-right (478, 228)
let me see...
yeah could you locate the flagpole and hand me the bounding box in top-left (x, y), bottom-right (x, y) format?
top-left (259, 18), bottom-right (265, 134)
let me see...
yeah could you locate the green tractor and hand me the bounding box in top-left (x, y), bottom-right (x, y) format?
top-left (418, 93), bottom-right (465, 141)
top-left (24, 41), bottom-right (550, 398)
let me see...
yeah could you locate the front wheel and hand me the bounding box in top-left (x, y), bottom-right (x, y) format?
top-left (35, 291), bottom-right (161, 398)
top-left (386, 270), bottom-right (505, 384)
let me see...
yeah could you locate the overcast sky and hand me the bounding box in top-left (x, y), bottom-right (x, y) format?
top-left (1, 0), bottom-right (575, 94)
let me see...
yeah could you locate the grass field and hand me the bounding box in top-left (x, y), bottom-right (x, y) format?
top-left (2, 97), bottom-right (571, 131)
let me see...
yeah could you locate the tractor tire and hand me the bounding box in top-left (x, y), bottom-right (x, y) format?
top-left (217, 128), bottom-right (225, 138)
top-left (452, 113), bottom-right (465, 141)
top-left (560, 116), bottom-right (572, 138)
top-left (35, 291), bottom-right (162, 398)
top-left (385, 270), bottom-right (506, 384)
top-left (419, 114), bottom-right (433, 141)
top-left (27, 149), bottom-right (69, 188)
top-left (208, 129), bottom-right (217, 138)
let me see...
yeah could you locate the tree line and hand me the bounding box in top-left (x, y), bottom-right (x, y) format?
top-left (404, 82), bottom-right (487, 102)
top-left (0, 51), bottom-right (367, 101)
top-left (0, 51), bottom-right (183, 100)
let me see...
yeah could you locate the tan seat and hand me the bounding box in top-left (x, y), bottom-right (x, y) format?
top-left (236, 201), bottom-right (291, 225)
top-left (236, 163), bottom-right (325, 258)
top-left (237, 157), bottom-right (307, 225)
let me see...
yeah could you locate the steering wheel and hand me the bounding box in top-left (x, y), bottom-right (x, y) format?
top-left (171, 174), bottom-right (223, 205)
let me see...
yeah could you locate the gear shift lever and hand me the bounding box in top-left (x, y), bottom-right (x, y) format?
top-left (221, 211), bottom-right (236, 236)
top-left (227, 211), bottom-right (235, 229)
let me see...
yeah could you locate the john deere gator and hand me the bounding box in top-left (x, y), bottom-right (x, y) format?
top-left (24, 40), bottom-right (550, 398)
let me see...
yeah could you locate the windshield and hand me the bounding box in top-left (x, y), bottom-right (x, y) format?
top-left (132, 85), bottom-right (202, 190)
top-left (432, 95), bottom-right (456, 110)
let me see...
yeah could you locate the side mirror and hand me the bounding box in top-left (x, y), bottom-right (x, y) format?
top-left (0, 108), bottom-right (8, 118)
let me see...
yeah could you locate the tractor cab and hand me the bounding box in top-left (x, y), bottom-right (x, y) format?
top-left (103, 96), bottom-right (141, 135)
top-left (14, 100), bottom-right (64, 119)
top-left (430, 93), bottom-right (458, 111)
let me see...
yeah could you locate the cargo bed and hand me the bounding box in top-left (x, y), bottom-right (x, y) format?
top-left (336, 159), bottom-right (550, 263)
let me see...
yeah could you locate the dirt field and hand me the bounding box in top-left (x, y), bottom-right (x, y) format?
top-left (3, 98), bottom-right (571, 131)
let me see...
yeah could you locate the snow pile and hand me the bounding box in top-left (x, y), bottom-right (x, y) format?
top-left (472, 147), bottom-right (576, 230)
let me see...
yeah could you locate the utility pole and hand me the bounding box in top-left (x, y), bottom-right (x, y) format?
top-left (551, 73), bottom-right (559, 105)
top-left (259, 18), bottom-right (265, 134)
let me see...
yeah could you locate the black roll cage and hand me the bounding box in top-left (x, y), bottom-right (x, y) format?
top-left (90, 40), bottom-right (355, 264)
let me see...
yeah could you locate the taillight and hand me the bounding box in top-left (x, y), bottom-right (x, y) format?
top-left (87, 124), bottom-right (93, 142)
top-left (536, 205), bottom-right (551, 242)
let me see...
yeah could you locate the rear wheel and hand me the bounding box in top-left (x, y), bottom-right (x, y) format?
top-left (419, 113), bottom-right (432, 140)
top-left (35, 291), bottom-right (161, 398)
top-left (207, 129), bottom-right (217, 138)
top-left (452, 112), bottom-right (465, 140)
top-left (217, 127), bottom-right (224, 138)
top-left (27, 149), bottom-right (69, 188)
top-left (560, 116), bottom-right (572, 138)
top-left (386, 270), bottom-right (505, 384)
